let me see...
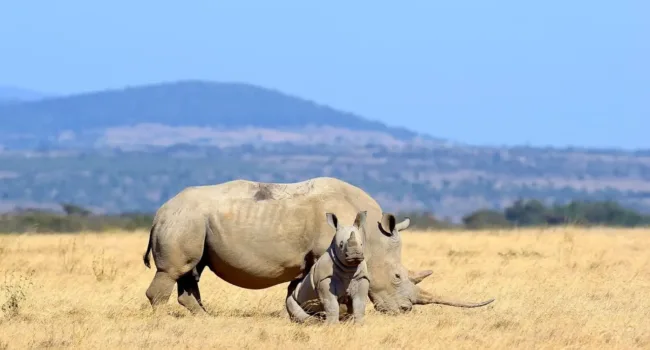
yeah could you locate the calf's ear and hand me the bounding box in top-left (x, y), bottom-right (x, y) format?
top-left (326, 213), bottom-right (339, 230)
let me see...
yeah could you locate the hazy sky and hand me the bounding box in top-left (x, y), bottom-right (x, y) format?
top-left (1, 1), bottom-right (647, 149)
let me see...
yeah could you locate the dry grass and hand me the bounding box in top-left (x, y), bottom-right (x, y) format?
top-left (0, 227), bottom-right (649, 349)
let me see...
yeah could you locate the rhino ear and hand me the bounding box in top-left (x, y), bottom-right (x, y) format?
top-left (380, 213), bottom-right (396, 235)
top-left (326, 213), bottom-right (339, 230)
top-left (353, 210), bottom-right (367, 229)
top-left (395, 217), bottom-right (411, 231)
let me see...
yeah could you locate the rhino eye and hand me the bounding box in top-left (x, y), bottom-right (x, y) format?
top-left (395, 273), bottom-right (401, 279)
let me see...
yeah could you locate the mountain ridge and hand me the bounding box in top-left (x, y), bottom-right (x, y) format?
top-left (0, 80), bottom-right (447, 150)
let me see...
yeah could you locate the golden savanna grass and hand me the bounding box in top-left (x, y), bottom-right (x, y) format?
top-left (0, 227), bottom-right (649, 349)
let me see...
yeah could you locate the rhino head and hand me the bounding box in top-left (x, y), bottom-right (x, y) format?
top-left (363, 213), bottom-right (495, 314)
top-left (326, 210), bottom-right (367, 266)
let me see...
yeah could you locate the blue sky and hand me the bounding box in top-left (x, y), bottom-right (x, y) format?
top-left (1, 1), bottom-right (647, 149)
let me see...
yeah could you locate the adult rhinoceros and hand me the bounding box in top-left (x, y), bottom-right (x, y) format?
top-left (142, 177), bottom-right (494, 315)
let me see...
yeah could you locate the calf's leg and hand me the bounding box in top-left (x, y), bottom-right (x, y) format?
top-left (317, 278), bottom-right (340, 324)
top-left (285, 293), bottom-right (311, 323)
top-left (350, 279), bottom-right (370, 325)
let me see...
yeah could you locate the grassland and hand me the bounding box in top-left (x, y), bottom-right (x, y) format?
top-left (0, 227), bottom-right (648, 349)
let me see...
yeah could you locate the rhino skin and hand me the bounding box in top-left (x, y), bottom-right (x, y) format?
top-left (142, 176), bottom-right (494, 315)
top-left (286, 210), bottom-right (370, 325)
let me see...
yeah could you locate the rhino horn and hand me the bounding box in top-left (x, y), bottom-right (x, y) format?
top-left (408, 269), bottom-right (433, 284)
top-left (347, 231), bottom-right (359, 247)
top-left (413, 286), bottom-right (495, 308)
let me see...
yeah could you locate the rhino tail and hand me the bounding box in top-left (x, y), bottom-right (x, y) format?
top-left (143, 224), bottom-right (155, 269)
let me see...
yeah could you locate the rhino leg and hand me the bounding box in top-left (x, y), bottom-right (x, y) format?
top-left (285, 293), bottom-right (311, 323)
top-left (145, 271), bottom-right (177, 313)
top-left (317, 278), bottom-right (340, 324)
top-left (349, 278), bottom-right (369, 325)
top-left (284, 251), bottom-right (317, 303)
top-left (144, 216), bottom-right (207, 315)
top-left (285, 278), bottom-right (300, 299)
top-left (177, 270), bottom-right (207, 315)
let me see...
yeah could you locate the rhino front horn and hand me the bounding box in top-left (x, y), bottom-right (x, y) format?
top-left (413, 286), bottom-right (495, 308)
top-left (348, 231), bottom-right (359, 246)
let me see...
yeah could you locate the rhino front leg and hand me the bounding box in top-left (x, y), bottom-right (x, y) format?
top-left (317, 278), bottom-right (340, 324)
top-left (349, 278), bottom-right (369, 325)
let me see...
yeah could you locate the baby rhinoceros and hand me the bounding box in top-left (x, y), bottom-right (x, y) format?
top-left (285, 210), bottom-right (370, 325)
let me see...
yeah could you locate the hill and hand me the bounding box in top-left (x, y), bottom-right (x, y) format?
top-left (0, 80), bottom-right (436, 150)
top-left (0, 80), bottom-right (649, 219)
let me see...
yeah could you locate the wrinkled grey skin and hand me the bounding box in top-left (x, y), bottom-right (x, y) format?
top-left (286, 210), bottom-right (370, 325)
top-left (142, 177), bottom-right (494, 316)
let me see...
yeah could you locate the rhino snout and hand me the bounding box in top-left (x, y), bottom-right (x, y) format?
top-left (344, 248), bottom-right (364, 264)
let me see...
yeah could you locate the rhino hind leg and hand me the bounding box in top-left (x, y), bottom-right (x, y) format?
top-left (144, 215), bottom-right (207, 315)
top-left (286, 252), bottom-right (316, 323)
top-left (285, 294), bottom-right (311, 323)
top-left (145, 271), bottom-right (177, 313)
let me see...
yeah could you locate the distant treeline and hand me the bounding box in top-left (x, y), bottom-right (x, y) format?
top-left (1, 199), bottom-right (649, 234)
top-left (404, 199), bottom-right (650, 230)
top-left (0, 204), bottom-right (153, 234)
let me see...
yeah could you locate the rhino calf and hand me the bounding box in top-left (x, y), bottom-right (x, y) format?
top-left (286, 210), bottom-right (370, 325)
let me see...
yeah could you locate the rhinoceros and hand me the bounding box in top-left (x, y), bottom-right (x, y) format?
top-left (286, 210), bottom-right (370, 325)
top-left (142, 177), bottom-right (494, 316)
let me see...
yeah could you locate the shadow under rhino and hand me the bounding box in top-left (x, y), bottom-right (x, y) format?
top-left (141, 177), bottom-right (494, 317)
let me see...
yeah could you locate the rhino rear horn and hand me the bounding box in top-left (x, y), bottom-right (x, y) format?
top-left (408, 269), bottom-right (432, 284)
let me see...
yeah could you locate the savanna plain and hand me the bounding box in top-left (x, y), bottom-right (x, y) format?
top-left (0, 227), bottom-right (649, 349)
